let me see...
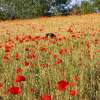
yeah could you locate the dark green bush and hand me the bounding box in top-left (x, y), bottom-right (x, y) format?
top-left (0, 0), bottom-right (47, 20)
top-left (0, 4), bottom-right (16, 20)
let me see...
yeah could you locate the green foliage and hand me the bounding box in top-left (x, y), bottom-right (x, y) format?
top-left (90, 0), bottom-right (100, 11)
top-left (1, 0), bottom-right (99, 20)
top-left (0, 1), bottom-right (16, 20)
top-left (0, 0), bottom-right (71, 20)
top-left (91, 0), bottom-right (100, 8)
top-left (70, 5), bottom-right (81, 15)
top-left (71, 1), bottom-right (96, 15)
top-left (56, 0), bottom-right (67, 4)
top-left (0, 0), bottom-right (48, 19)
top-left (80, 1), bottom-right (94, 14)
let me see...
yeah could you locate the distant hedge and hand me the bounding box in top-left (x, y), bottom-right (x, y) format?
top-left (0, 0), bottom-right (48, 20)
top-left (0, 0), bottom-right (98, 20)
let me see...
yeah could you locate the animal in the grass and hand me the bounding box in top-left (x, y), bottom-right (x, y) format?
top-left (45, 33), bottom-right (56, 38)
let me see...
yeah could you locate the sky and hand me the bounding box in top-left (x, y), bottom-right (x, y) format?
top-left (71, 0), bottom-right (82, 5)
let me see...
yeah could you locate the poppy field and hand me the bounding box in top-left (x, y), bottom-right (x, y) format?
top-left (0, 14), bottom-right (100, 100)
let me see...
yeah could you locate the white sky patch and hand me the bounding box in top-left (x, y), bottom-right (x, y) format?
top-left (70, 0), bottom-right (82, 5)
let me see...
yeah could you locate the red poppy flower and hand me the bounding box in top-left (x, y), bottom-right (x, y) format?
top-left (27, 53), bottom-right (36, 59)
top-left (96, 50), bottom-right (100, 53)
top-left (16, 35), bottom-right (21, 41)
top-left (86, 41), bottom-right (90, 49)
top-left (23, 61), bottom-right (30, 66)
top-left (14, 75), bottom-right (25, 83)
top-left (56, 80), bottom-right (69, 91)
top-left (5, 45), bottom-right (11, 53)
top-left (15, 52), bottom-right (21, 60)
top-left (8, 86), bottom-right (21, 95)
top-left (5, 40), bottom-right (14, 49)
top-left (2, 53), bottom-right (11, 64)
top-left (32, 36), bottom-right (41, 41)
top-left (2, 57), bottom-right (7, 64)
top-left (59, 48), bottom-right (66, 55)
top-left (4, 40), bottom-right (14, 53)
top-left (67, 27), bottom-right (73, 33)
top-left (16, 68), bottom-right (22, 73)
top-left (54, 59), bottom-right (62, 65)
top-left (40, 94), bottom-right (51, 100)
top-left (31, 48), bottom-right (35, 53)
top-left (3, 53), bottom-right (10, 60)
top-left (69, 90), bottom-right (77, 96)
top-left (48, 51), bottom-right (53, 56)
top-left (40, 47), bottom-right (47, 52)
top-left (0, 83), bottom-right (3, 89)
top-left (25, 47), bottom-right (30, 51)
top-left (22, 35), bottom-right (31, 42)
top-left (53, 54), bottom-right (59, 59)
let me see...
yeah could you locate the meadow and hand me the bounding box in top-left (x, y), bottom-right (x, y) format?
top-left (0, 14), bottom-right (100, 100)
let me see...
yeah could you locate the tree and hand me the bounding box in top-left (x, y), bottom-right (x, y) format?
top-left (80, 1), bottom-right (95, 14)
top-left (0, 0), bottom-right (72, 19)
top-left (90, 0), bottom-right (100, 10)
top-left (0, 0), bottom-right (45, 18)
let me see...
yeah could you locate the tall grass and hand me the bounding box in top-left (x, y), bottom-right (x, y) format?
top-left (0, 14), bottom-right (100, 100)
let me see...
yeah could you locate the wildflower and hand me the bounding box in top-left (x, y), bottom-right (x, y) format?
top-left (0, 82), bottom-right (3, 89)
top-left (5, 46), bottom-right (11, 53)
top-left (67, 27), bottom-right (73, 33)
top-left (56, 80), bottom-right (69, 91)
top-left (16, 68), bottom-right (22, 73)
top-left (19, 39), bottom-right (23, 43)
top-left (54, 59), bottom-right (62, 65)
top-left (2, 57), bottom-right (7, 64)
top-left (16, 35), bottom-right (21, 41)
top-left (40, 47), bottom-right (47, 52)
top-left (15, 52), bottom-right (21, 60)
top-left (7, 86), bottom-right (21, 95)
top-left (69, 90), bottom-right (77, 96)
top-left (59, 48), bottom-right (66, 55)
top-left (23, 61), bottom-right (30, 67)
top-left (96, 50), bottom-right (100, 53)
top-left (2, 53), bottom-right (11, 64)
top-left (5, 40), bottom-right (14, 52)
top-left (48, 51), bottom-right (53, 55)
top-left (53, 54), bottom-right (59, 59)
top-left (86, 41), bottom-right (90, 49)
top-left (22, 35), bottom-right (31, 42)
top-left (32, 36), bottom-right (41, 41)
top-left (40, 94), bottom-right (51, 100)
top-left (31, 48), bottom-right (35, 53)
top-left (25, 47), bottom-right (30, 51)
top-left (27, 53), bottom-right (36, 59)
top-left (14, 75), bottom-right (25, 83)
top-left (3, 53), bottom-right (10, 60)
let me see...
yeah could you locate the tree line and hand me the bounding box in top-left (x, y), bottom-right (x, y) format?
top-left (0, 0), bottom-right (99, 20)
